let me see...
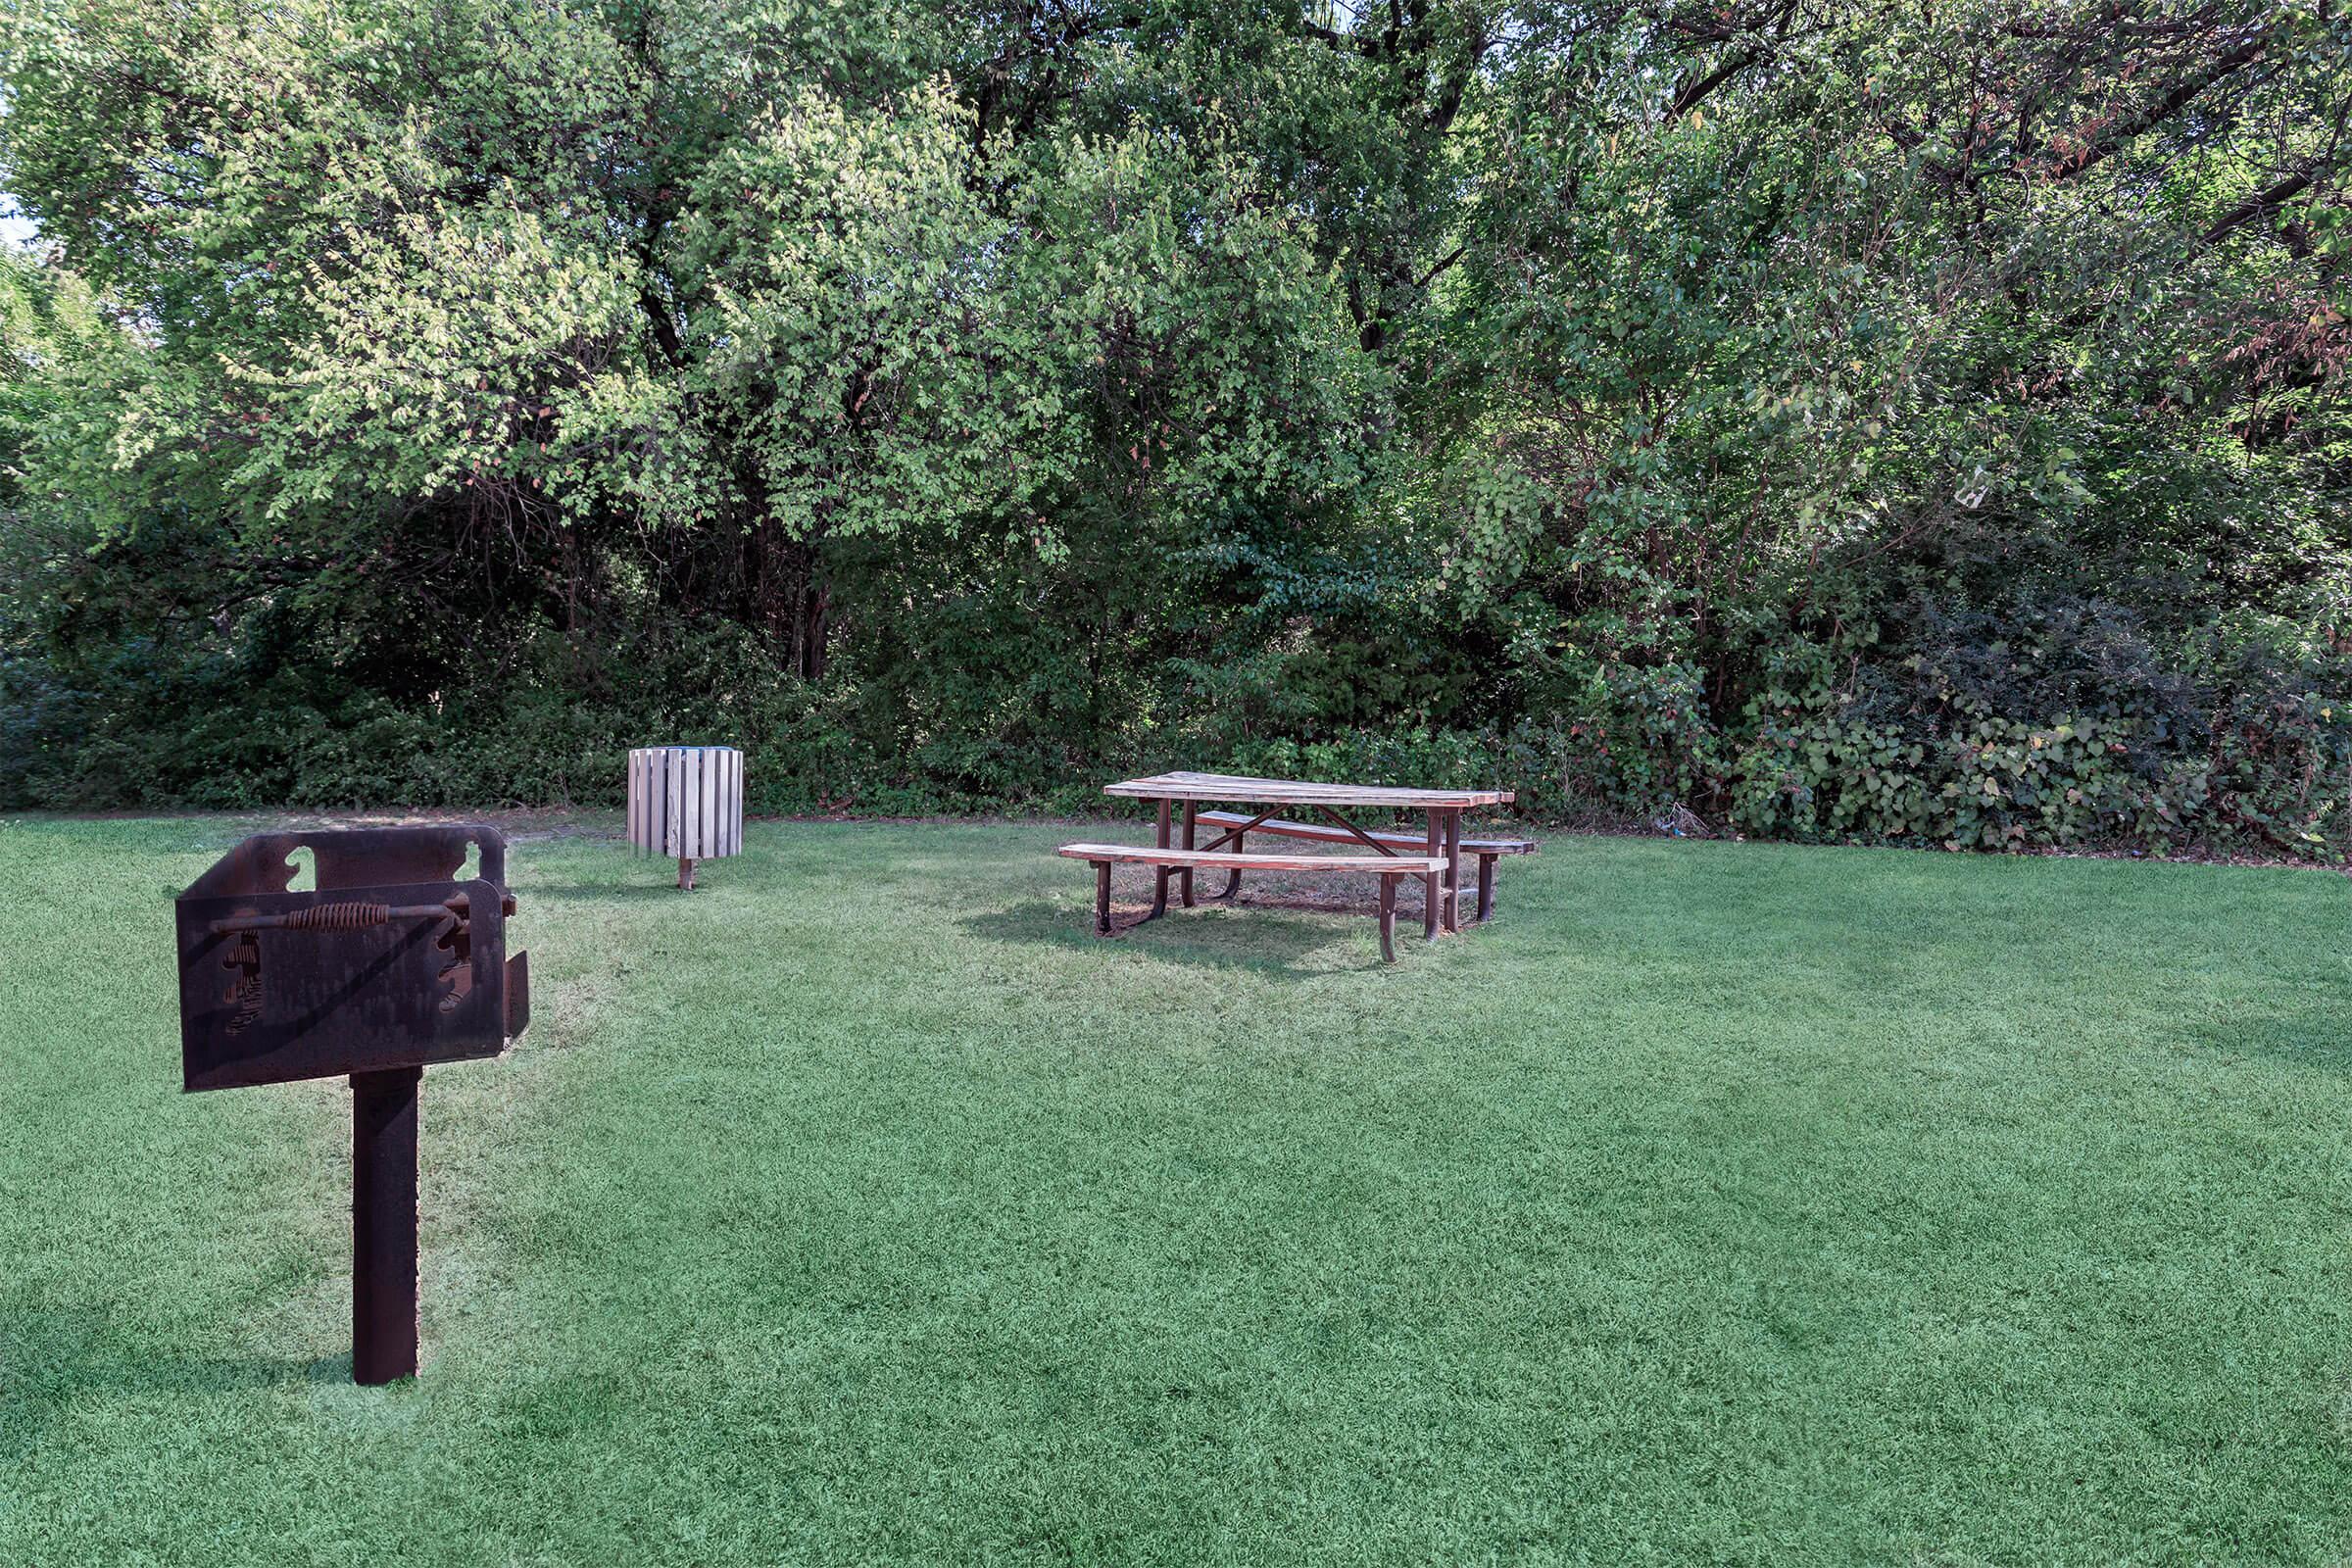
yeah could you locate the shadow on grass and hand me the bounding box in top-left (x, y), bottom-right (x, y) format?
top-left (961, 897), bottom-right (1409, 974)
top-left (2185, 1007), bottom-right (2352, 1072)
top-left (521, 881), bottom-right (701, 905)
top-left (3, 1345), bottom-right (354, 1438)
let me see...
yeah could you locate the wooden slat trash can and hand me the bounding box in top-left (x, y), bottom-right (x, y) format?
top-left (627, 746), bottom-right (745, 890)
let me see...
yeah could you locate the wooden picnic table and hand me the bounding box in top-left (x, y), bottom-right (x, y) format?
top-left (1102, 770), bottom-right (1516, 941)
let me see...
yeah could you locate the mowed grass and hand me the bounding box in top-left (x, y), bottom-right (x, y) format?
top-left (4, 814), bottom-right (2351, 1566)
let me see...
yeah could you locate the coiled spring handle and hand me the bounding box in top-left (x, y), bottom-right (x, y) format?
top-left (208, 892), bottom-right (514, 937)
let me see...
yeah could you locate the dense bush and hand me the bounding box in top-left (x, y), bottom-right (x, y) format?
top-left (0, 2), bottom-right (2346, 858)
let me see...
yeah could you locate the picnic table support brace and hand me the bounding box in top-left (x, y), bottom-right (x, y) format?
top-left (352, 1065), bottom-right (422, 1385)
top-left (1150, 800), bottom-right (1171, 920)
top-left (1444, 811), bottom-right (1462, 933)
top-left (1309, 805), bottom-right (1403, 858)
top-left (1423, 814), bottom-right (1442, 941)
top-left (1094, 860), bottom-right (1113, 935)
top-left (1378, 876), bottom-right (1398, 963)
top-left (1180, 802), bottom-right (1197, 907)
top-left (1197, 807), bottom-right (1282, 902)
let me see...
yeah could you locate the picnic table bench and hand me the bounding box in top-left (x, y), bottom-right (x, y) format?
top-left (1189, 810), bottom-right (1537, 921)
top-left (1058, 771), bottom-right (1533, 961)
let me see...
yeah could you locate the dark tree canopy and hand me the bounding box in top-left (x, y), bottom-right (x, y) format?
top-left (1, 0), bottom-right (2347, 851)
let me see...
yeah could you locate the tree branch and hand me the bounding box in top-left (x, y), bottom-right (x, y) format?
top-left (1415, 244), bottom-right (1467, 289)
top-left (2199, 164), bottom-right (2323, 248)
top-left (1668, 49), bottom-right (1757, 121)
top-left (2046, 31), bottom-right (2271, 181)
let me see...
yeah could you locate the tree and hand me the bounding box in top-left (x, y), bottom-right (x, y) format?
top-left (1, 0), bottom-right (2346, 851)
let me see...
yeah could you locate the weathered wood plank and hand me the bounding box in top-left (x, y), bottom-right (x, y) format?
top-left (1056, 844), bottom-right (1446, 873)
top-left (1103, 771), bottom-right (1513, 808)
top-left (1195, 809), bottom-right (1536, 855)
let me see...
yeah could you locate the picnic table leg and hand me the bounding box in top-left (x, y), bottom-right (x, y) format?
top-left (1423, 812), bottom-right (1441, 941)
top-left (1444, 809), bottom-right (1462, 933)
top-left (1151, 799), bottom-right (1171, 919)
top-left (1476, 854), bottom-right (1495, 922)
top-left (1378, 875), bottom-right (1397, 963)
top-left (1221, 832), bottom-right (1244, 901)
top-left (1180, 801), bottom-right (1197, 907)
top-left (1095, 860), bottom-right (1113, 936)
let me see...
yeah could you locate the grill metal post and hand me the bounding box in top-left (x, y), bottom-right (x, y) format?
top-left (175, 826), bottom-right (528, 1386)
top-left (352, 1065), bottom-right (422, 1384)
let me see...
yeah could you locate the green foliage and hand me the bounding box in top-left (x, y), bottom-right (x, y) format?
top-left (1, 0), bottom-right (2348, 856)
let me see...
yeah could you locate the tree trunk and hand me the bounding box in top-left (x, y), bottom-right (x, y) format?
top-left (753, 521), bottom-right (831, 680)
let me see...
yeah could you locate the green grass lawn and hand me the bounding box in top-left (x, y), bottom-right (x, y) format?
top-left (5, 815), bottom-right (2350, 1565)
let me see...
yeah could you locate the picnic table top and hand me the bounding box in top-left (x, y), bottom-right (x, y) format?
top-left (1102, 770), bottom-right (1514, 809)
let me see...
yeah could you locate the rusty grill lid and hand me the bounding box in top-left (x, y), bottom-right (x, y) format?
top-left (174, 824), bottom-right (528, 1092)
